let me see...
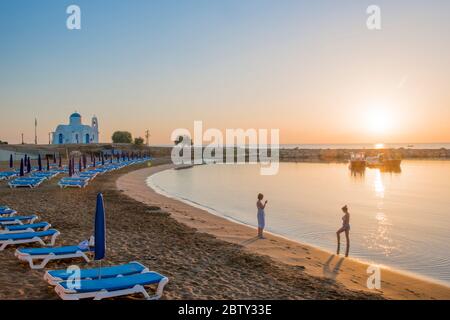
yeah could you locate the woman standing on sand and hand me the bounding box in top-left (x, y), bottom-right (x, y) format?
top-left (336, 205), bottom-right (351, 257)
top-left (257, 193), bottom-right (268, 239)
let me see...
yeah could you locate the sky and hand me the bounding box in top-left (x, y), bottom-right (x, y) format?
top-left (0, 0), bottom-right (449, 145)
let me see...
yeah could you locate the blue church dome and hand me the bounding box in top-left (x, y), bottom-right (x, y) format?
top-left (70, 112), bottom-right (81, 118)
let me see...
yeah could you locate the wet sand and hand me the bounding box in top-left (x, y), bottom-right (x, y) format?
top-left (117, 163), bottom-right (450, 300)
top-left (0, 159), bottom-right (384, 300)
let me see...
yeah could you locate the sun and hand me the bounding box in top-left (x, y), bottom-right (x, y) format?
top-left (365, 106), bottom-right (393, 135)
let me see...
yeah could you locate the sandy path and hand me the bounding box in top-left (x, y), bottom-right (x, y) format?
top-left (117, 164), bottom-right (450, 300)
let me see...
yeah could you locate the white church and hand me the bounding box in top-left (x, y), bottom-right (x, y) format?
top-left (52, 112), bottom-right (99, 144)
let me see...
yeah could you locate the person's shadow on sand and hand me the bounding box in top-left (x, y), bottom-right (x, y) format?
top-left (323, 254), bottom-right (345, 280)
top-left (240, 236), bottom-right (260, 246)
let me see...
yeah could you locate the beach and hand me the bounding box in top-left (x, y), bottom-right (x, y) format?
top-left (0, 159), bottom-right (383, 300)
top-left (117, 162), bottom-right (450, 300)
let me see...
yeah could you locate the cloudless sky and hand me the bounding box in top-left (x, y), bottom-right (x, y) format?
top-left (1, 0), bottom-right (449, 144)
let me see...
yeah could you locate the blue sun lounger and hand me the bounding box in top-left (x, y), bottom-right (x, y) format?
top-left (15, 244), bottom-right (93, 269)
top-left (0, 172), bottom-right (18, 180)
top-left (54, 270), bottom-right (169, 300)
top-left (0, 215), bottom-right (38, 226)
top-left (0, 229), bottom-right (60, 251)
top-left (8, 177), bottom-right (45, 188)
top-left (0, 208), bottom-right (17, 216)
top-left (2, 222), bottom-right (51, 233)
top-left (31, 171), bottom-right (59, 180)
top-left (44, 261), bottom-right (148, 285)
top-left (58, 178), bottom-right (88, 188)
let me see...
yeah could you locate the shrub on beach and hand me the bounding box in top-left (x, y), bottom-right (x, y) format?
top-left (112, 131), bottom-right (133, 143)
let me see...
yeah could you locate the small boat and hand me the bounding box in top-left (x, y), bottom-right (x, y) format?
top-left (349, 152), bottom-right (366, 169)
top-left (366, 153), bottom-right (401, 169)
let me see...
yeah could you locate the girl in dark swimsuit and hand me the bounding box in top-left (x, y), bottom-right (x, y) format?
top-left (336, 205), bottom-right (351, 257)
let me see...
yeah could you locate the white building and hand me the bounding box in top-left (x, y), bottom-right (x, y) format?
top-left (52, 112), bottom-right (99, 144)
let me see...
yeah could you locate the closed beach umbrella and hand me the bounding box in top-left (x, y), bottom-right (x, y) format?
top-left (68, 159), bottom-right (73, 177)
top-left (53, 153), bottom-right (57, 164)
top-left (46, 155), bottom-right (50, 171)
top-left (24, 154), bottom-right (28, 166)
top-left (20, 159), bottom-right (24, 176)
top-left (101, 153), bottom-right (105, 166)
top-left (83, 154), bottom-right (87, 169)
top-left (38, 154), bottom-right (42, 171)
top-left (27, 157), bottom-right (31, 173)
top-left (94, 193), bottom-right (106, 261)
top-left (9, 154), bottom-right (13, 168)
top-left (79, 158), bottom-right (82, 172)
top-left (59, 155), bottom-right (62, 168)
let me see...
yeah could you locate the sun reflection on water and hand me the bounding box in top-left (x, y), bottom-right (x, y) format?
top-left (364, 170), bottom-right (398, 256)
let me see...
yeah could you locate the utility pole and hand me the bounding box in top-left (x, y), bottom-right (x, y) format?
top-left (21, 133), bottom-right (24, 145)
top-left (34, 118), bottom-right (38, 145)
top-left (145, 130), bottom-right (150, 146)
top-left (48, 132), bottom-right (52, 145)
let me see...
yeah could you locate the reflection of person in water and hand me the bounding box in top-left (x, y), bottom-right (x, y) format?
top-left (336, 205), bottom-right (350, 257)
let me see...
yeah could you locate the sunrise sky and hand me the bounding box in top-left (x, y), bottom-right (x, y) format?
top-left (0, 0), bottom-right (449, 145)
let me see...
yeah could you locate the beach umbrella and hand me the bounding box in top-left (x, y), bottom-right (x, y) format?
top-left (53, 153), bottom-right (57, 164)
top-left (83, 154), bottom-right (87, 169)
top-left (94, 193), bottom-right (106, 261)
top-left (27, 157), bottom-right (31, 173)
top-left (9, 154), bottom-right (13, 168)
top-left (20, 159), bottom-right (24, 176)
top-left (79, 158), bottom-right (82, 172)
top-left (46, 155), bottom-right (50, 171)
top-left (38, 154), bottom-right (42, 171)
top-left (101, 153), bottom-right (105, 166)
top-left (93, 156), bottom-right (96, 168)
top-left (68, 159), bottom-right (73, 177)
top-left (59, 155), bottom-right (62, 168)
top-left (24, 154), bottom-right (28, 166)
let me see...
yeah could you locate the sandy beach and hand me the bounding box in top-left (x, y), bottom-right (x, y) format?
top-left (116, 162), bottom-right (450, 300)
top-left (0, 159), bottom-right (383, 300)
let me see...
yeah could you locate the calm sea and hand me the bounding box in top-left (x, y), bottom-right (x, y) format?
top-left (148, 161), bottom-right (450, 285)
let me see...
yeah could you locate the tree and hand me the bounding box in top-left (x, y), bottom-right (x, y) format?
top-left (134, 137), bottom-right (144, 146)
top-left (112, 131), bottom-right (132, 143)
top-left (174, 135), bottom-right (192, 145)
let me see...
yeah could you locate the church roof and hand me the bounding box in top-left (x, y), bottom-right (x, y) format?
top-left (70, 112), bottom-right (81, 118)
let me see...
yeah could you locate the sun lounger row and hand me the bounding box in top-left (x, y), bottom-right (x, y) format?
top-left (58, 158), bottom-right (151, 189)
top-left (0, 204), bottom-right (168, 300)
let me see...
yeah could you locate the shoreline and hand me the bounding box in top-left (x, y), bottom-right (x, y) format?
top-left (117, 163), bottom-right (450, 300)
